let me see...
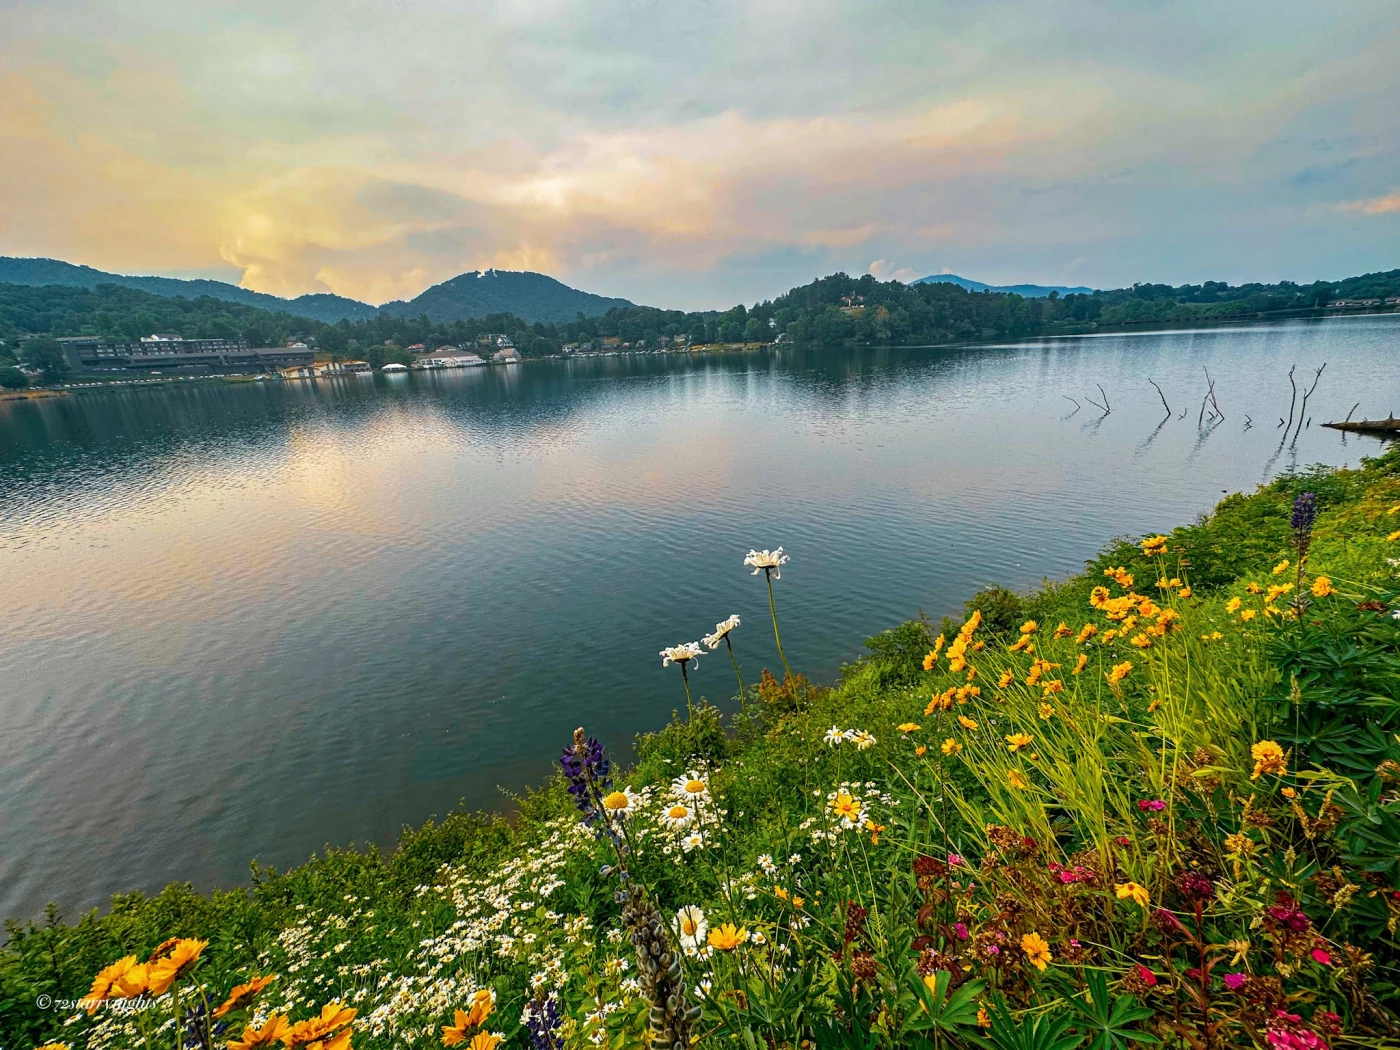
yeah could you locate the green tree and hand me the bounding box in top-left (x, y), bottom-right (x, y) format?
top-left (0, 366), bottom-right (28, 389)
top-left (21, 337), bottom-right (68, 382)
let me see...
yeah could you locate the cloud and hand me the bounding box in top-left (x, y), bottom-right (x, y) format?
top-left (1339, 191), bottom-right (1400, 215)
top-left (868, 259), bottom-right (922, 283)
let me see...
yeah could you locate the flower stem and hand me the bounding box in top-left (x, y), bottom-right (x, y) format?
top-left (680, 661), bottom-right (694, 721)
top-left (724, 634), bottom-right (745, 702)
top-left (764, 568), bottom-right (794, 685)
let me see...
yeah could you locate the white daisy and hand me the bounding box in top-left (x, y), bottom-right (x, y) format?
top-left (661, 802), bottom-right (695, 831)
top-left (744, 547), bottom-right (789, 578)
top-left (702, 614), bottom-right (741, 649)
top-left (674, 905), bottom-right (707, 950)
top-left (660, 642), bottom-right (704, 668)
top-left (824, 725), bottom-right (845, 746)
top-left (757, 853), bottom-right (777, 874)
top-left (849, 729), bottom-right (877, 750)
top-left (681, 831), bottom-right (706, 852)
top-left (672, 772), bottom-right (710, 802)
top-left (600, 788), bottom-right (640, 820)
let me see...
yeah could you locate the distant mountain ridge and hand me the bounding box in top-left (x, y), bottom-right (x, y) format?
top-left (0, 257), bottom-right (634, 324)
top-left (912, 273), bottom-right (1094, 297)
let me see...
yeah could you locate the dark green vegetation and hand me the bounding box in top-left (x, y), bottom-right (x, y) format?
top-left (0, 258), bottom-right (633, 325)
top-left (3, 265), bottom-right (1397, 382)
top-left (5, 447), bottom-right (1399, 1050)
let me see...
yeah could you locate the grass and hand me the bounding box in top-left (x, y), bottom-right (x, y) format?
top-left (5, 450), bottom-right (1400, 1050)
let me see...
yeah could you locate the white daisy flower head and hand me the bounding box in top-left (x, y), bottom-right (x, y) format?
top-left (788, 853), bottom-right (801, 865)
top-left (849, 729), bottom-right (877, 751)
top-left (600, 787), bottom-right (641, 820)
top-left (674, 905), bottom-right (707, 950)
top-left (661, 802), bottom-right (695, 831)
top-left (757, 853), bottom-right (777, 875)
top-left (672, 772), bottom-right (710, 802)
top-left (824, 725), bottom-right (846, 746)
top-left (702, 614), bottom-right (742, 649)
top-left (681, 831), bottom-right (706, 852)
top-left (744, 547), bottom-right (789, 578)
top-left (660, 642), bottom-right (704, 668)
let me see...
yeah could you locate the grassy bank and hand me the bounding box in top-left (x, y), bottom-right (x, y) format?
top-left (5, 451), bottom-right (1400, 1050)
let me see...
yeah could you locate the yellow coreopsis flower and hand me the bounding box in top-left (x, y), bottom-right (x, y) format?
top-left (1250, 740), bottom-right (1287, 780)
top-left (707, 923), bottom-right (748, 951)
top-left (214, 975), bottom-right (278, 1019)
top-left (1073, 653), bottom-right (1088, 674)
top-left (1053, 621), bottom-right (1071, 639)
top-left (941, 738), bottom-right (961, 756)
top-left (1226, 596), bottom-right (1242, 613)
top-left (1388, 530), bottom-right (1400, 542)
top-left (1106, 660), bottom-right (1133, 684)
top-left (1130, 633), bottom-right (1152, 649)
top-left (1019, 620), bottom-right (1038, 635)
top-left (1142, 535), bottom-right (1168, 556)
top-left (467, 1034), bottom-right (501, 1050)
top-left (229, 1016), bottom-right (290, 1050)
top-left (997, 669), bottom-right (1015, 688)
top-left (1038, 703), bottom-right (1055, 720)
top-left (896, 722), bottom-right (922, 733)
top-left (1272, 559), bottom-right (1290, 575)
top-left (1114, 881), bottom-right (1150, 908)
top-left (1007, 768), bottom-right (1031, 790)
top-left (1021, 932), bottom-right (1052, 970)
top-left (1075, 623), bottom-right (1098, 644)
top-left (1310, 576), bottom-right (1334, 597)
top-left (145, 938), bottom-right (207, 996)
top-left (957, 715), bottom-right (978, 731)
top-left (1005, 732), bottom-right (1032, 752)
top-left (914, 745), bottom-right (927, 756)
top-left (1240, 609), bottom-right (1257, 621)
top-left (1177, 585), bottom-right (1192, 598)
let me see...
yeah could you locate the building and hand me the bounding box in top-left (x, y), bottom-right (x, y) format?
top-left (492, 346), bottom-right (522, 363)
top-left (57, 335), bottom-right (315, 374)
top-left (411, 346), bottom-right (486, 370)
top-left (278, 363), bottom-right (319, 379)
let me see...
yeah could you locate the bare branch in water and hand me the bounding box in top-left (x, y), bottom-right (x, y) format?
top-left (1148, 379), bottom-right (1171, 417)
top-left (1292, 363), bottom-right (1325, 444)
top-left (1345, 402), bottom-right (1360, 423)
top-left (1284, 365), bottom-right (1298, 435)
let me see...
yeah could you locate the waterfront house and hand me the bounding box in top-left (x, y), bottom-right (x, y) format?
top-left (492, 346), bottom-right (522, 363)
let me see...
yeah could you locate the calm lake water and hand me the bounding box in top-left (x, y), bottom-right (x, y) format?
top-left (2, 315), bottom-right (1399, 923)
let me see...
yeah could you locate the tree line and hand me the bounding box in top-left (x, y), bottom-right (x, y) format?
top-left (2, 267), bottom-right (1397, 385)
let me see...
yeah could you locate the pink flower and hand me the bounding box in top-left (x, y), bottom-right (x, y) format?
top-left (1115, 836), bottom-right (1131, 847)
top-left (1137, 799), bottom-right (1166, 811)
top-left (1223, 972), bottom-right (1248, 991)
top-left (1266, 1011), bottom-right (1329, 1050)
top-left (947, 853), bottom-right (964, 867)
top-left (1134, 964), bottom-right (1158, 987)
top-left (1310, 948), bottom-right (1331, 966)
top-left (952, 922), bottom-right (969, 940)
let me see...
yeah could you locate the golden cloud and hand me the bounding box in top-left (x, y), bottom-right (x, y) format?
top-left (1340, 191), bottom-right (1400, 215)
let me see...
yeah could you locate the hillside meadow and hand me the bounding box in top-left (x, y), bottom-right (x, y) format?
top-left (5, 449), bottom-right (1400, 1050)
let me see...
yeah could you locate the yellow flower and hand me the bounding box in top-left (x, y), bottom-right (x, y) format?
top-left (35, 1044), bottom-right (72, 1050)
top-left (1019, 620), bottom-right (1038, 635)
top-left (864, 819), bottom-right (886, 844)
top-left (914, 745), bottom-right (927, 756)
top-left (1177, 585), bottom-right (1192, 598)
top-left (229, 1016), bottom-right (290, 1050)
top-left (1142, 535), bottom-right (1168, 556)
top-left (1246, 581), bottom-right (1262, 593)
top-left (462, 989), bottom-right (495, 1029)
top-left (86, 956), bottom-right (140, 1013)
top-left (792, 895), bottom-right (805, 908)
top-left (1041, 679), bottom-right (1062, 696)
top-left (1106, 660), bottom-right (1133, 684)
top-left (1008, 634), bottom-right (1031, 653)
top-left (1250, 740), bottom-right (1287, 780)
top-left (1272, 558), bottom-right (1290, 575)
top-left (1073, 653), bottom-right (1088, 674)
top-left (957, 715), bottom-right (978, 731)
top-left (977, 1006), bottom-right (991, 1028)
top-left (214, 975), bottom-right (277, 1019)
top-left (707, 923), bottom-right (748, 950)
top-left (997, 669), bottom-right (1015, 688)
top-left (1005, 732), bottom-right (1032, 752)
top-left (145, 938), bottom-right (207, 996)
top-left (1310, 576), bottom-right (1334, 597)
top-left (1007, 769), bottom-right (1031, 790)
top-left (1388, 530), bottom-right (1400, 542)
top-left (284, 1004), bottom-right (356, 1050)
top-left (441, 1010), bottom-right (474, 1047)
top-left (1075, 623), bottom-right (1098, 644)
top-left (897, 722), bottom-right (921, 733)
top-left (830, 792), bottom-right (862, 822)
top-left (1240, 609), bottom-right (1257, 621)
top-left (1266, 582), bottom-right (1293, 603)
top-left (1053, 621), bottom-right (1071, 639)
top-left (467, 1034), bottom-right (501, 1050)
top-left (1114, 881), bottom-right (1150, 908)
top-left (1130, 633), bottom-right (1151, 649)
top-left (941, 738), bottom-right (961, 756)
top-left (1226, 596), bottom-right (1242, 613)
top-left (1020, 931), bottom-right (1052, 970)
top-left (1038, 703), bottom-right (1055, 720)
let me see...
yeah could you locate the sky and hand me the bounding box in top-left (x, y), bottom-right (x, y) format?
top-left (0, 1), bottom-right (1397, 311)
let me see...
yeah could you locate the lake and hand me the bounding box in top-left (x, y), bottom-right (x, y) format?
top-left (2, 314), bottom-right (1398, 923)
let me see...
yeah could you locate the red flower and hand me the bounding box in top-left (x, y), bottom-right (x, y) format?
top-left (1134, 964), bottom-right (1158, 986)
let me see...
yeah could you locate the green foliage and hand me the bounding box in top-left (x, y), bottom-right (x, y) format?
top-left (1063, 970), bottom-right (1158, 1049)
top-left (0, 365), bottom-right (27, 388)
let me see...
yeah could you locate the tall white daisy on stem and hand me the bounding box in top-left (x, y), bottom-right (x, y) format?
top-left (702, 614), bottom-right (744, 700)
top-left (744, 547), bottom-right (793, 683)
top-left (661, 642), bottom-right (704, 718)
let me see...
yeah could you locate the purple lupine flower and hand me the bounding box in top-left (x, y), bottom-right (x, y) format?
top-left (559, 728), bottom-right (611, 820)
top-left (524, 994), bottom-right (563, 1050)
top-left (1290, 492), bottom-right (1317, 532)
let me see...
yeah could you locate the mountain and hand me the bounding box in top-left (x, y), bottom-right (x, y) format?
top-left (380, 269), bottom-right (634, 324)
top-left (0, 257), bottom-right (377, 323)
top-left (0, 257), bottom-right (634, 324)
top-left (912, 273), bottom-right (1094, 297)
